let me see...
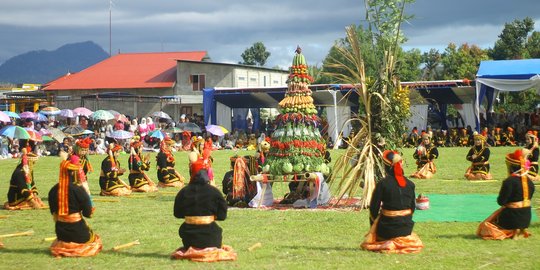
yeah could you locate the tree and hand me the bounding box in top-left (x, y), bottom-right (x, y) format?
top-left (440, 43), bottom-right (488, 80)
top-left (239, 42), bottom-right (271, 66)
top-left (526, 31), bottom-right (540, 58)
top-left (324, 0), bottom-right (414, 206)
top-left (397, 48), bottom-right (422, 81)
top-left (488, 17), bottom-right (534, 60)
top-left (421, 48), bottom-right (442, 80)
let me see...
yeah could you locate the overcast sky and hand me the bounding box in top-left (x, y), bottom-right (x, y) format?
top-left (1, 0), bottom-right (539, 68)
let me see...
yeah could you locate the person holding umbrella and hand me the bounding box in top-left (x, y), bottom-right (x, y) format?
top-left (128, 136), bottom-right (158, 192)
top-left (99, 143), bottom-right (131, 196)
top-left (156, 137), bottom-right (185, 188)
top-left (3, 148), bottom-right (46, 210)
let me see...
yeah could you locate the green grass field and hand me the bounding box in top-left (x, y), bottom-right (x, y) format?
top-left (1, 147), bottom-right (540, 270)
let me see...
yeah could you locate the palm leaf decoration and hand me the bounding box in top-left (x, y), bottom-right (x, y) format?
top-left (325, 0), bottom-right (412, 208)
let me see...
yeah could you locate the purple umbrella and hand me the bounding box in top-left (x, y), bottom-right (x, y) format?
top-left (108, 130), bottom-right (134, 140)
top-left (205, 124), bottom-right (228, 136)
top-left (19, 111), bottom-right (36, 119)
top-left (60, 109), bottom-right (76, 118)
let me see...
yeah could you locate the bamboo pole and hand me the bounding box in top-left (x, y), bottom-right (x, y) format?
top-left (111, 240), bottom-right (140, 251)
top-left (0, 215), bottom-right (10, 219)
top-left (43, 237), bottom-right (57, 242)
top-left (248, 242), bottom-right (262, 252)
top-left (0, 230), bottom-right (34, 238)
top-left (93, 198), bottom-right (120, 203)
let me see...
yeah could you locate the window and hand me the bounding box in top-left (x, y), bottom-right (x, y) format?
top-left (190, 74), bottom-right (206, 91)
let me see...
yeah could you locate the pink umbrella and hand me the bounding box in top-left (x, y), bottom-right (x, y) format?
top-left (0, 111), bottom-right (11, 123)
top-left (114, 114), bottom-right (130, 123)
top-left (73, 107), bottom-right (93, 117)
top-left (19, 111), bottom-right (36, 119)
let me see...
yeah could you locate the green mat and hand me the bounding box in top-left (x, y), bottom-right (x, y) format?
top-left (413, 194), bottom-right (538, 222)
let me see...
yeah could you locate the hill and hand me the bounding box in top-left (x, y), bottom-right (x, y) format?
top-left (0, 41), bottom-right (108, 84)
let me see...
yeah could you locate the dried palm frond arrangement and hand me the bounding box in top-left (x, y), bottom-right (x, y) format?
top-left (325, 0), bottom-right (412, 208)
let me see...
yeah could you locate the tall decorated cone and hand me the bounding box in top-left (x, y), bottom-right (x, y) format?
top-left (264, 46), bottom-right (326, 176)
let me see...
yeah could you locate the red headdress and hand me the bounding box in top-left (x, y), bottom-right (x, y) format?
top-left (76, 137), bottom-right (92, 149)
top-left (382, 150), bottom-right (406, 187)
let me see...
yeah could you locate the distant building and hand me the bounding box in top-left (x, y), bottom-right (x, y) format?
top-left (42, 51), bottom-right (288, 121)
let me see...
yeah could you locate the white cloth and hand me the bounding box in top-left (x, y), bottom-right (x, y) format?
top-left (248, 182), bottom-right (274, 207)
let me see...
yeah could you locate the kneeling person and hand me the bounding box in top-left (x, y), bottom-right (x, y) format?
top-left (99, 144), bottom-right (131, 196)
top-left (48, 156), bottom-right (102, 257)
top-left (361, 150), bottom-right (423, 254)
top-left (4, 150), bottom-right (45, 210)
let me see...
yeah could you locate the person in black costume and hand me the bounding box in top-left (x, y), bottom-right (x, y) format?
top-left (361, 150), bottom-right (423, 254)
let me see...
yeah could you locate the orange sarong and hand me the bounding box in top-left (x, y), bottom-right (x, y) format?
top-left (50, 234), bottom-right (103, 257)
top-left (476, 206), bottom-right (531, 240)
top-left (410, 162), bottom-right (436, 179)
top-left (361, 210), bottom-right (423, 254)
top-left (171, 245), bottom-right (237, 262)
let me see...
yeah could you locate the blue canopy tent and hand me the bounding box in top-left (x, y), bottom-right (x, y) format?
top-left (475, 59), bottom-right (540, 130)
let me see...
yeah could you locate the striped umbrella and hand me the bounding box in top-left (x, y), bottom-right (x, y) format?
top-left (0, 125), bottom-right (31, 140)
top-left (40, 106), bottom-right (61, 116)
top-left (109, 130), bottom-right (134, 140)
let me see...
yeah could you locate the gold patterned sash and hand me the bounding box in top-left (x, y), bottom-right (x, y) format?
top-left (54, 212), bottom-right (82, 223)
top-left (506, 200), bottom-right (531, 208)
top-left (185, 216), bottom-right (215, 225)
top-left (381, 209), bottom-right (412, 217)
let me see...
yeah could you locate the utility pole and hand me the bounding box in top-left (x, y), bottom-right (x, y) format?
top-left (109, 0), bottom-right (113, 57)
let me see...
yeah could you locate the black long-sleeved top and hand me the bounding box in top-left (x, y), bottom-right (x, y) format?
top-left (7, 164), bottom-right (37, 205)
top-left (496, 175), bottom-right (535, 229)
top-left (413, 144), bottom-right (438, 168)
top-left (466, 146), bottom-right (490, 174)
top-left (174, 170), bottom-right (227, 248)
top-left (369, 171), bottom-right (416, 239)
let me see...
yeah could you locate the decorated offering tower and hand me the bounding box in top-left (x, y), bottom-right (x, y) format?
top-left (263, 46), bottom-right (327, 176)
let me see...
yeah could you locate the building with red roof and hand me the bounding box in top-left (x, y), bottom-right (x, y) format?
top-left (42, 51), bottom-right (288, 121)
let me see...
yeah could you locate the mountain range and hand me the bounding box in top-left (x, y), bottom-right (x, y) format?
top-left (0, 41), bottom-right (109, 84)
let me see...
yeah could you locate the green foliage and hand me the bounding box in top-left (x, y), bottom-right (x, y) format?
top-left (239, 42), bottom-right (271, 66)
top-left (441, 43), bottom-right (488, 80)
top-left (488, 17), bottom-right (535, 60)
top-left (526, 31), bottom-right (540, 58)
top-left (397, 48), bottom-right (422, 81)
top-left (421, 48), bottom-right (442, 80)
top-left (496, 88), bottom-right (540, 113)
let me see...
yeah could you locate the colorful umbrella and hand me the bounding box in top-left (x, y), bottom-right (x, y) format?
top-left (165, 127), bottom-right (184, 134)
top-left (36, 113), bottom-right (48, 122)
top-left (47, 127), bottom-right (66, 142)
top-left (0, 111), bottom-right (11, 123)
top-left (151, 111), bottom-right (171, 119)
top-left (178, 122), bottom-right (202, 133)
top-left (42, 135), bottom-right (54, 142)
top-left (19, 111), bottom-right (36, 119)
top-left (38, 128), bottom-right (52, 136)
top-left (0, 125), bottom-right (31, 139)
top-left (109, 130), bottom-right (134, 140)
top-left (149, 130), bottom-right (168, 140)
top-left (205, 125), bottom-right (229, 136)
top-left (91, 110), bottom-right (115, 121)
top-left (108, 109), bottom-right (121, 116)
top-left (59, 109), bottom-right (76, 118)
top-left (2, 111), bottom-right (20, 118)
top-left (73, 107), bottom-right (93, 117)
top-left (40, 106), bottom-right (61, 116)
top-left (114, 114), bottom-right (130, 123)
top-left (26, 130), bottom-right (43, 142)
top-left (63, 126), bottom-right (85, 136)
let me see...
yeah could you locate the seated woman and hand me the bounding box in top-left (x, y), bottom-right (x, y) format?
top-left (246, 133), bottom-right (258, 151)
top-left (156, 138), bottom-right (185, 188)
top-left (361, 150), bottom-right (423, 254)
top-left (128, 137), bottom-right (158, 192)
top-left (181, 131), bottom-right (192, 151)
top-left (48, 155), bottom-right (102, 257)
top-left (171, 165), bottom-right (236, 262)
top-left (4, 149), bottom-right (46, 210)
top-left (189, 136), bottom-right (215, 186)
top-left (464, 133), bottom-right (492, 180)
top-left (99, 144), bottom-right (131, 196)
top-left (524, 131), bottom-right (539, 181)
top-left (477, 149), bottom-right (535, 240)
top-left (410, 133), bottom-right (438, 179)
top-left (222, 155), bottom-right (257, 207)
